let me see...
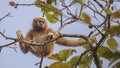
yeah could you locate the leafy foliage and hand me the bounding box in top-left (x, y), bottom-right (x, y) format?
top-left (98, 46), bottom-right (113, 60)
top-left (98, 46), bottom-right (120, 68)
top-left (35, 0), bottom-right (61, 23)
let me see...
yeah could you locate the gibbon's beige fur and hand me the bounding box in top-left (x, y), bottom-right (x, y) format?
top-left (19, 17), bottom-right (87, 57)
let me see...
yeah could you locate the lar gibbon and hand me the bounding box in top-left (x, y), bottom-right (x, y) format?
top-left (18, 17), bottom-right (87, 57)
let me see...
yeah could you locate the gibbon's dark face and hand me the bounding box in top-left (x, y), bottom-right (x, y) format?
top-left (32, 17), bottom-right (48, 31)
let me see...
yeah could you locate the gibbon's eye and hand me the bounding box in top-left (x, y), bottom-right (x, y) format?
top-left (38, 20), bottom-right (44, 24)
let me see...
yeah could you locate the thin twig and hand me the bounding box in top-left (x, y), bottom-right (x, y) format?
top-left (0, 13), bottom-right (11, 22)
top-left (39, 45), bottom-right (45, 68)
top-left (0, 41), bottom-right (17, 48)
top-left (94, 0), bottom-right (103, 9)
top-left (0, 32), bottom-right (17, 40)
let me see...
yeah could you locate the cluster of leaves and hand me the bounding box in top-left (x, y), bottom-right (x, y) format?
top-left (47, 49), bottom-right (92, 68)
top-left (35, 0), bottom-right (61, 23)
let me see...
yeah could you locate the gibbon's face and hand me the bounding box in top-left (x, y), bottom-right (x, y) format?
top-left (32, 17), bottom-right (48, 30)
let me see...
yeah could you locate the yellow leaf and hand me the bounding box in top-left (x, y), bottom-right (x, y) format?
top-left (104, 8), bottom-right (111, 15)
top-left (81, 13), bottom-right (91, 24)
top-left (107, 37), bottom-right (118, 50)
top-left (49, 62), bottom-right (71, 68)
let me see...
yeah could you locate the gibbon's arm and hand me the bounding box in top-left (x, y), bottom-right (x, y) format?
top-left (47, 28), bottom-right (87, 47)
top-left (56, 37), bottom-right (87, 47)
top-left (19, 30), bottom-right (33, 53)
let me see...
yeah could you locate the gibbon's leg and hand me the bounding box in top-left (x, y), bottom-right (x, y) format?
top-left (17, 30), bottom-right (33, 54)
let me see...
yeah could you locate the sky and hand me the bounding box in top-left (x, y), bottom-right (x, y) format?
top-left (0, 0), bottom-right (119, 68)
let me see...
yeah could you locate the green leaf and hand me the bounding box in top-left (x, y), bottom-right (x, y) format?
top-left (49, 62), bottom-right (71, 68)
top-left (110, 25), bottom-right (120, 35)
top-left (82, 44), bottom-right (90, 50)
top-left (98, 46), bottom-right (113, 60)
top-left (79, 64), bottom-right (89, 68)
top-left (70, 56), bottom-right (80, 68)
top-left (107, 37), bottom-right (118, 50)
top-left (81, 13), bottom-right (91, 24)
top-left (58, 49), bottom-right (76, 61)
top-left (111, 10), bottom-right (120, 19)
top-left (45, 11), bottom-right (59, 23)
top-left (105, 25), bottom-right (120, 36)
top-left (48, 54), bottom-right (63, 62)
top-left (44, 4), bottom-right (61, 23)
top-left (34, 1), bottom-right (61, 23)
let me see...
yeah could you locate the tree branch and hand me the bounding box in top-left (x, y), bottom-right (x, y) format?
top-left (0, 13), bottom-right (11, 22)
top-left (75, 49), bottom-right (90, 68)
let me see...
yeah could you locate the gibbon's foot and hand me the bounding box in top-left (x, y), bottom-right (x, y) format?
top-left (16, 30), bottom-right (24, 42)
top-left (48, 33), bottom-right (54, 40)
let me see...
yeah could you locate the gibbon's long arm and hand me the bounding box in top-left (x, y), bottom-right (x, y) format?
top-left (56, 37), bottom-right (87, 46)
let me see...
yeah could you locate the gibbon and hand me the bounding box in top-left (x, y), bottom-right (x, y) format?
top-left (18, 17), bottom-right (87, 57)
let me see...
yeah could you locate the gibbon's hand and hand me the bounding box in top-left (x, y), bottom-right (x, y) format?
top-left (55, 31), bottom-right (61, 37)
top-left (48, 33), bottom-right (54, 40)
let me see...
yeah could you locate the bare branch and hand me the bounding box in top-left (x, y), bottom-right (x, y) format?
top-left (0, 32), bottom-right (17, 40)
top-left (0, 13), bottom-right (11, 22)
